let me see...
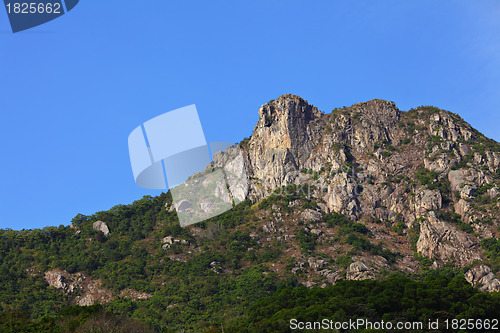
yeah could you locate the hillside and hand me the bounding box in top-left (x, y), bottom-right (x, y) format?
top-left (1, 94), bottom-right (500, 332)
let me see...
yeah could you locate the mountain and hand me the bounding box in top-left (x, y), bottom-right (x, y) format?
top-left (1, 94), bottom-right (499, 332)
top-left (218, 94), bottom-right (499, 288)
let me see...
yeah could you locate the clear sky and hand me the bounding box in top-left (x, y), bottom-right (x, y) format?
top-left (1, 1), bottom-right (499, 230)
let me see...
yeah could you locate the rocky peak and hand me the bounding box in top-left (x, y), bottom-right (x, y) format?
top-left (216, 95), bottom-right (499, 289)
top-left (350, 99), bottom-right (400, 130)
top-left (245, 94), bottom-right (324, 191)
top-left (251, 94), bottom-right (322, 158)
top-left (257, 94), bottom-right (322, 128)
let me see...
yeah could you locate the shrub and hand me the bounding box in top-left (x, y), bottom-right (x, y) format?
top-left (437, 211), bottom-right (473, 233)
top-left (297, 229), bottom-right (317, 254)
top-left (474, 183), bottom-right (495, 197)
top-left (407, 122), bottom-right (416, 135)
top-left (335, 255), bottom-right (353, 269)
top-left (324, 212), bottom-right (368, 234)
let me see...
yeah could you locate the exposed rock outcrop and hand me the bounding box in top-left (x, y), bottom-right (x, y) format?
top-left (465, 265), bottom-right (500, 292)
top-left (416, 213), bottom-right (481, 266)
top-left (44, 269), bottom-right (150, 306)
top-left (119, 288), bottom-right (152, 301)
top-left (92, 221), bottom-right (110, 235)
top-left (178, 94), bottom-right (500, 290)
top-left (45, 269), bottom-right (113, 305)
top-left (414, 190), bottom-right (442, 216)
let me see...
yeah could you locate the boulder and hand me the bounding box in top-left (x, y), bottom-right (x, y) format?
top-left (346, 261), bottom-right (374, 280)
top-left (300, 209), bottom-right (322, 222)
top-left (465, 265), bottom-right (500, 292)
top-left (92, 221), bottom-right (110, 236)
top-left (415, 190), bottom-right (442, 215)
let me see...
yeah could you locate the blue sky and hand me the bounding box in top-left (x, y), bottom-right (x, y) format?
top-left (1, 1), bottom-right (499, 230)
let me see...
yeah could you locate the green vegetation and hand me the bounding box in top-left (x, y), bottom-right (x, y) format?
top-left (344, 233), bottom-right (400, 264)
top-left (427, 134), bottom-right (443, 144)
top-left (3, 273), bottom-right (499, 332)
top-left (324, 213), bottom-right (399, 264)
top-left (373, 139), bottom-right (396, 152)
top-left (258, 184), bottom-right (316, 212)
top-left (300, 168), bottom-right (313, 174)
top-left (451, 153), bottom-right (473, 170)
top-left (437, 211), bottom-right (473, 233)
top-left (408, 220), bottom-right (421, 251)
top-left (469, 132), bottom-right (500, 155)
top-left (0, 193), bottom-right (283, 331)
top-left (334, 255), bottom-right (353, 269)
top-left (385, 174), bottom-right (408, 184)
top-left (302, 167), bottom-right (325, 180)
top-left (475, 183), bottom-right (495, 197)
top-left (418, 105), bottom-right (442, 114)
top-left (381, 150), bottom-right (391, 158)
top-left (407, 121), bottom-right (416, 135)
top-left (0, 154), bottom-right (498, 332)
top-left (415, 168), bottom-right (439, 186)
top-left (296, 229), bottom-right (318, 254)
top-left (323, 212), bottom-right (368, 235)
top-left (415, 167), bottom-right (452, 205)
top-left (392, 221), bottom-right (405, 235)
top-left (480, 237), bottom-right (500, 272)
top-left (415, 253), bottom-right (434, 270)
top-left (0, 305), bottom-right (153, 333)
top-left (235, 274), bottom-right (500, 332)
top-left (344, 145), bottom-right (355, 162)
top-left (239, 136), bottom-right (251, 149)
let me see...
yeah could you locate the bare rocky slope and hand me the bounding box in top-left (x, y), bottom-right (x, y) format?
top-left (207, 94), bottom-right (500, 291)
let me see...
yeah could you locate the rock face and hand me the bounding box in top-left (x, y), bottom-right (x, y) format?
top-left (245, 95), bottom-right (323, 193)
top-left (301, 209), bottom-right (322, 222)
top-left (210, 94), bottom-right (500, 289)
top-left (75, 279), bottom-right (113, 306)
top-left (415, 190), bottom-right (442, 215)
top-left (45, 269), bottom-right (77, 292)
top-left (416, 213), bottom-right (481, 266)
top-left (465, 265), bottom-right (500, 292)
top-left (346, 261), bottom-right (374, 280)
top-left (153, 94), bottom-right (500, 291)
top-left (92, 221), bottom-right (110, 235)
top-left (44, 269), bottom-right (113, 305)
top-left (175, 200), bottom-right (192, 212)
top-left (161, 235), bottom-right (189, 250)
top-left (44, 269), bottom-right (151, 306)
top-left (119, 288), bottom-right (152, 301)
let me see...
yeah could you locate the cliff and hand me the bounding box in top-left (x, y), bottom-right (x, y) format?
top-left (212, 94), bottom-right (500, 290)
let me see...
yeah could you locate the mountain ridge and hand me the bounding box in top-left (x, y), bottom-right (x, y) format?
top-left (214, 93), bottom-right (500, 286)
